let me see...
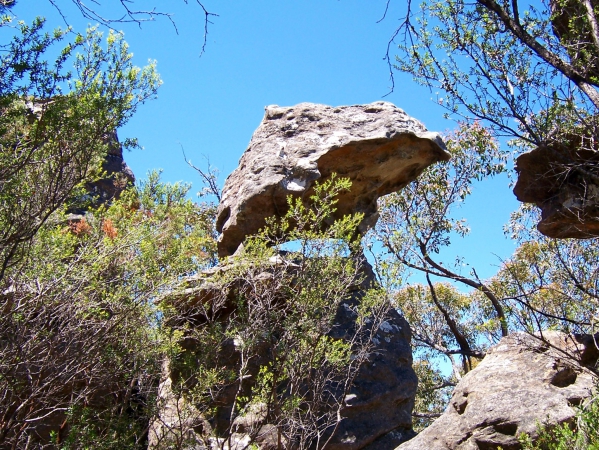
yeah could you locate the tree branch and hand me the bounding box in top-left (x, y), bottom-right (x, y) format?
top-left (418, 241), bottom-right (509, 337)
top-left (425, 274), bottom-right (481, 367)
top-left (476, 0), bottom-right (599, 108)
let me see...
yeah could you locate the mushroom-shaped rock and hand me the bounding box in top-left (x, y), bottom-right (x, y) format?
top-left (216, 102), bottom-right (449, 257)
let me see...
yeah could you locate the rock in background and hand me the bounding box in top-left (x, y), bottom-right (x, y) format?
top-left (513, 144), bottom-right (599, 238)
top-left (67, 130), bottom-right (136, 215)
top-left (216, 101), bottom-right (449, 257)
top-left (396, 332), bottom-right (596, 450)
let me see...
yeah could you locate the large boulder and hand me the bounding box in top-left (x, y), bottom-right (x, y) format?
top-left (216, 101), bottom-right (449, 257)
top-left (149, 258), bottom-right (417, 450)
top-left (397, 332), bottom-right (596, 450)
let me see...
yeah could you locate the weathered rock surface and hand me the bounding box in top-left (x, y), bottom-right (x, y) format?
top-left (85, 131), bottom-right (135, 207)
top-left (92, 131), bottom-right (135, 200)
top-left (328, 299), bottom-right (416, 450)
top-left (149, 258), bottom-right (417, 449)
top-left (397, 332), bottom-right (597, 450)
top-left (216, 101), bottom-right (449, 257)
top-left (513, 144), bottom-right (599, 238)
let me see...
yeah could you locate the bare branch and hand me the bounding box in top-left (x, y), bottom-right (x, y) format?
top-left (381, 0), bottom-right (416, 96)
top-left (376, 0), bottom-right (392, 23)
top-left (45, 0), bottom-right (217, 55)
top-left (476, 0), bottom-right (599, 108)
top-left (419, 241), bottom-right (509, 337)
top-left (180, 145), bottom-right (221, 202)
top-left (412, 412), bottom-right (443, 419)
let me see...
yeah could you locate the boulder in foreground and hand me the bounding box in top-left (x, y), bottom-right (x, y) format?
top-left (397, 332), bottom-right (596, 450)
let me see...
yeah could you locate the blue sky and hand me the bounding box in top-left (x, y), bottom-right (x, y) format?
top-left (18, 0), bottom-right (519, 280)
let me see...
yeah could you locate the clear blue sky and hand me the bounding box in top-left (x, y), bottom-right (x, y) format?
top-left (18, 1), bottom-right (519, 280)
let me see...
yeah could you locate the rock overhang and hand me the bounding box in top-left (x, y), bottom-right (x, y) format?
top-left (216, 101), bottom-right (450, 257)
top-left (513, 143), bottom-right (599, 238)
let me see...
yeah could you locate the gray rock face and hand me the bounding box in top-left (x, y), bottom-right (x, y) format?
top-left (327, 300), bottom-right (417, 450)
top-left (216, 102), bottom-right (449, 257)
top-left (149, 258), bottom-right (417, 450)
top-left (86, 131), bottom-right (135, 207)
top-left (397, 332), bottom-right (596, 450)
top-left (68, 130), bottom-right (135, 215)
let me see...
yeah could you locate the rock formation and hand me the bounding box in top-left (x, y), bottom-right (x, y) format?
top-left (150, 101), bottom-right (452, 449)
top-left (216, 101), bottom-right (449, 257)
top-left (397, 332), bottom-right (596, 450)
top-left (318, 284), bottom-right (417, 450)
top-left (88, 130), bottom-right (136, 204)
top-left (514, 1), bottom-right (599, 239)
top-left (513, 144), bottom-right (599, 238)
top-left (149, 258), bottom-right (418, 450)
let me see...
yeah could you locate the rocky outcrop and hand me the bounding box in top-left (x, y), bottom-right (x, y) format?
top-left (328, 301), bottom-right (416, 450)
top-left (397, 332), bottom-right (596, 450)
top-left (216, 102), bottom-right (449, 257)
top-left (64, 130), bottom-right (135, 216)
top-left (149, 257), bottom-right (417, 450)
top-left (149, 102), bottom-right (452, 448)
top-left (88, 130), bottom-right (135, 204)
top-left (513, 144), bottom-right (599, 238)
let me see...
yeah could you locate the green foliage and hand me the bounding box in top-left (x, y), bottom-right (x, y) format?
top-left (373, 118), bottom-right (599, 431)
top-left (377, 122), bottom-right (506, 262)
top-left (489, 211), bottom-right (599, 336)
top-left (161, 176), bottom-right (390, 449)
top-left (0, 171), bottom-right (217, 447)
top-left (411, 360), bottom-right (453, 432)
top-left (375, 123), bottom-right (506, 372)
top-left (398, 283), bottom-right (481, 371)
top-left (0, 17), bottom-right (161, 280)
top-left (0, 15), bottom-right (198, 448)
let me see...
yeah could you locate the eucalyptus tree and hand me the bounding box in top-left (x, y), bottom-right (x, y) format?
top-left (390, 0), bottom-right (599, 145)
top-left (386, 0), bottom-right (599, 232)
top-left (373, 122), bottom-right (599, 426)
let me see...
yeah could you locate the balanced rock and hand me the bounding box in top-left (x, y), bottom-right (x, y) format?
top-left (216, 102), bottom-right (449, 257)
top-left (397, 332), bottom-right (596, 450)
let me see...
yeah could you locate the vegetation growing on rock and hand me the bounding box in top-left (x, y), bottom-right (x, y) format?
top-left (1, 1), bottom-right (599, 449)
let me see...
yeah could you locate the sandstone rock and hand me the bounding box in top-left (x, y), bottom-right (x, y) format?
top-left (397, 332), bottom-right (597, 450)
top-left (85, 131), bottom-right (135, 208)
top-left (513, 144), bottom-right (599, 238)
top-left (150, 257), bottom-right (417, 449)
top-left (216, 102), bottom-right (449, 257)
top-left (326, 298), bottom-right (416, 450)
